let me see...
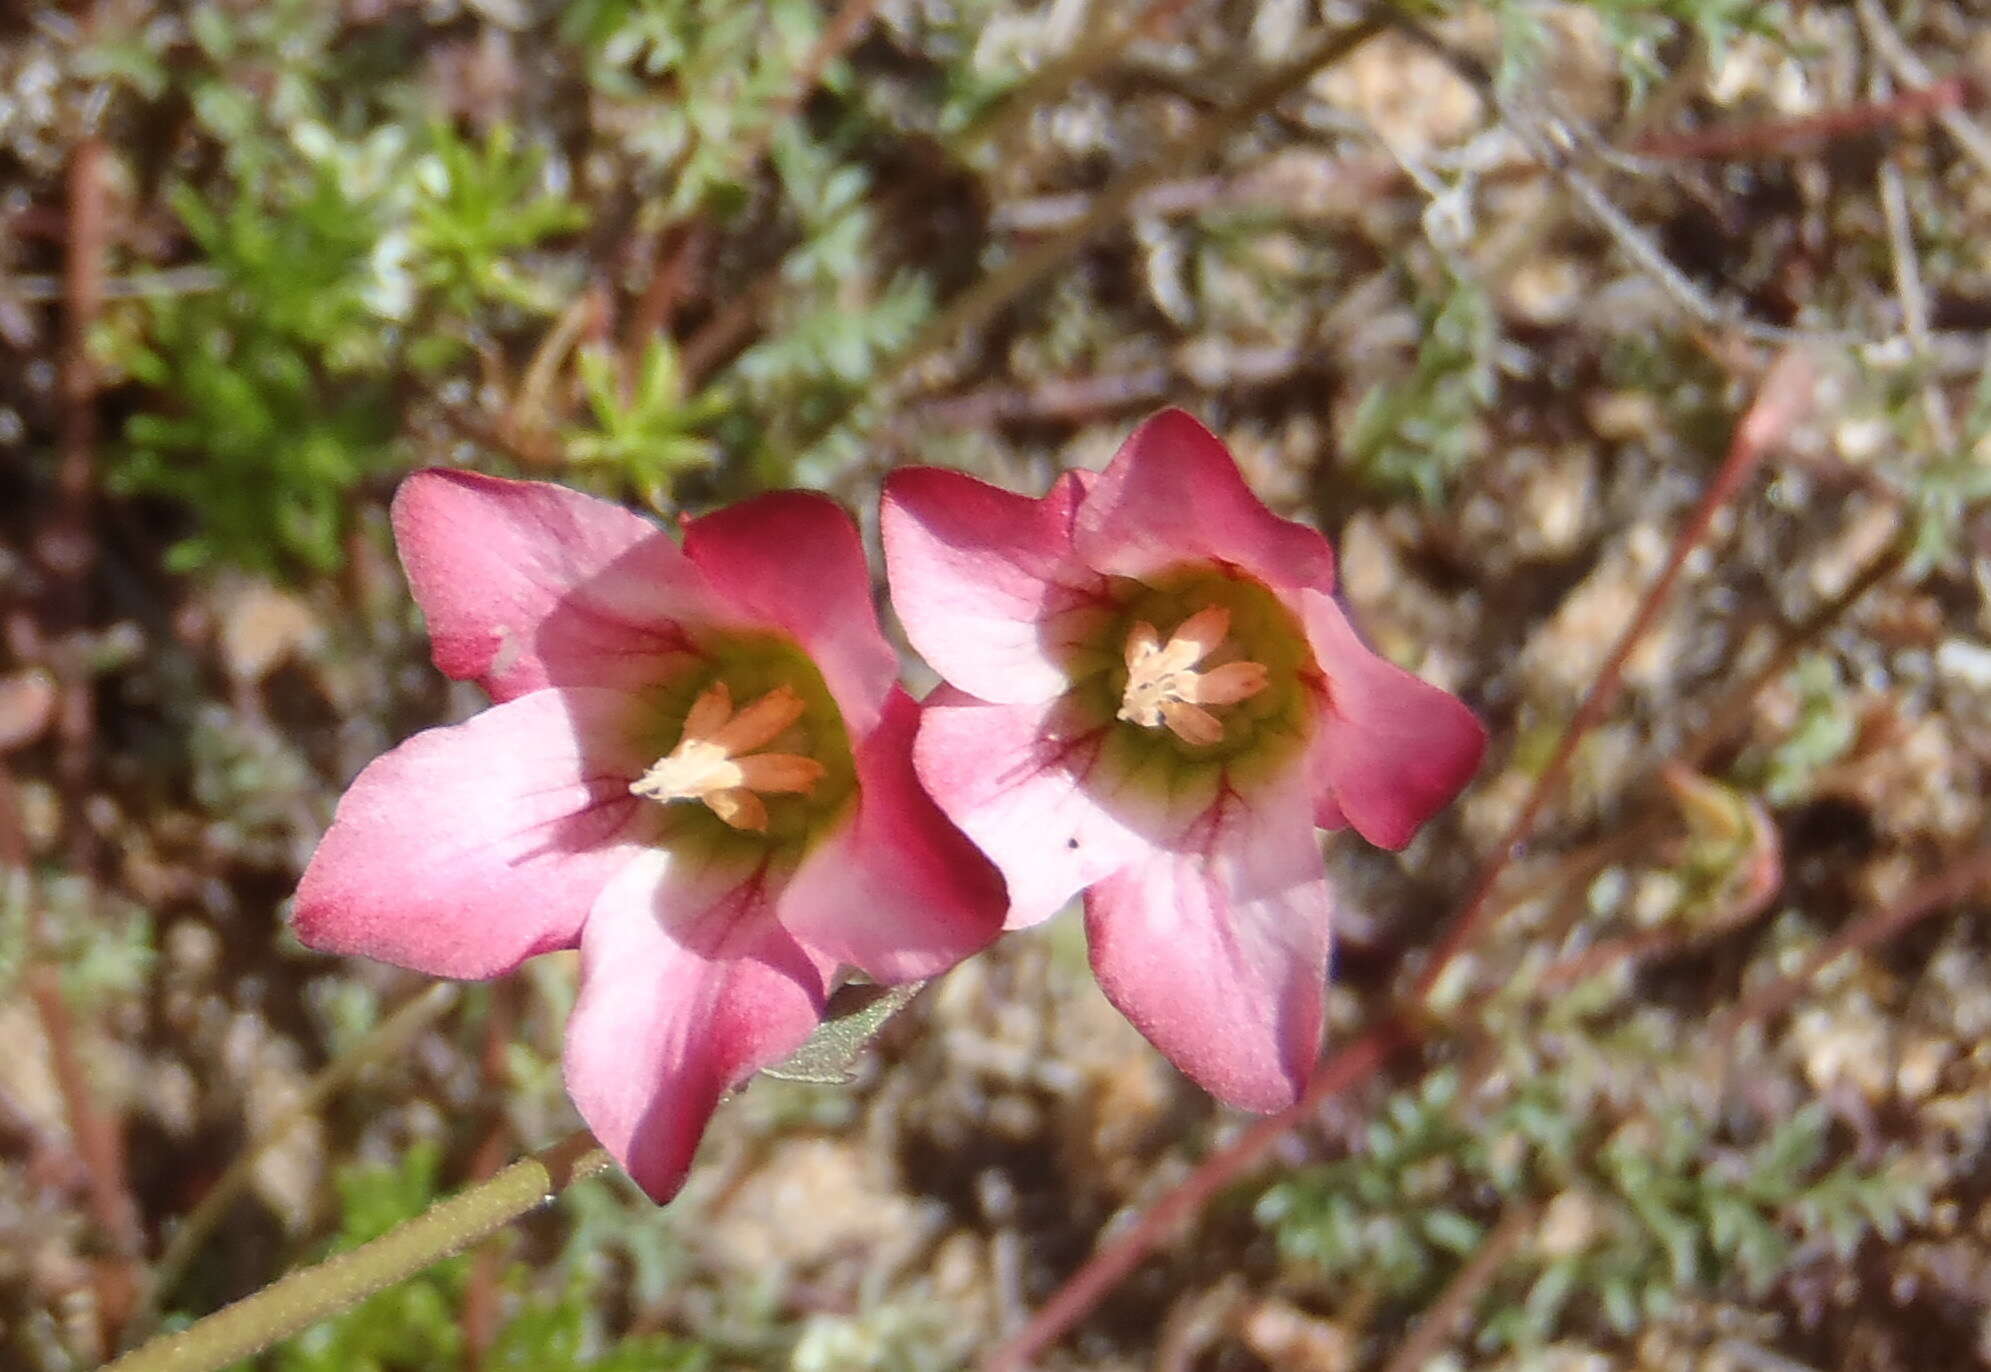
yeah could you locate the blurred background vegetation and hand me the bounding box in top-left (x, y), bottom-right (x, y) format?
top-left (2, 0), bottom-right (1990, 1368)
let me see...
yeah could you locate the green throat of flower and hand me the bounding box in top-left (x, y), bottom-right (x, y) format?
top-left (630, 634), bottom-right (855, 852)
top-left (1075, 564), bottom-right (1317, 799)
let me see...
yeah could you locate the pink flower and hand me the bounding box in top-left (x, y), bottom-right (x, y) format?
top-left (882, 409), bottom-right (1484, 1111)
top-left (294, 472), bottom-right (1004, 1200)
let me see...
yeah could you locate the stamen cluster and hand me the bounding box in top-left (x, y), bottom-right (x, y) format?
top-left (1117, 606), bottom-right (1270, 746)
top-left (631, 682), bottom-right (825, 832)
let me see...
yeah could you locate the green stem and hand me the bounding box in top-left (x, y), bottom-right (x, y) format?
top-left (106, 1131), bottom-right (610, 1372)
top-left (142, 983), bottom-right (462, 1324)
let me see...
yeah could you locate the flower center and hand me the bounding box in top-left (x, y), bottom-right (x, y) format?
top-left (1117, 605), bottom-right (1269, 747)
top-left (630, 681), bottom-right (827, 833)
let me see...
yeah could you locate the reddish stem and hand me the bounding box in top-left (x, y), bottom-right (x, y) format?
top-left (460, 982), bottom-right (518, 1370)
top-left (49, 135), bottom-right (107, 873)
top-left (1712, 845), bottom-right (1991, 1045)
top-left (1631, 77), bottom-right (1975, 161)
top-left (37, 128), bottom-right (150, 1356)
top-left (1375, 1201), bottom-right (1539, 1372)
top-left (983, 1025), bottom-right (1403, 1372)
top-left (1411, 352), bottom-right (1812, 1003)
top-left (30, 969), bottom-right (145, 1301)
top-left (622, 221), bottom-right (708, 382)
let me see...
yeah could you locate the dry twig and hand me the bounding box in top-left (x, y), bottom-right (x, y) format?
top-left (1375, 1202), bottom-right (1540, 1372)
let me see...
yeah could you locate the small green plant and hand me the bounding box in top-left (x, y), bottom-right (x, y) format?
top-left (1469, 0), bottom-right (1792, 96)
top-left (1906, 361), bottom-right (1991, 572)
top-left (108, 177), bottom-right (399, 575)
top-left (0, 872), bottom-right (154, 1006)
top-left (565, 341), bottom-right (726, 507)
top-left (410, 125), bottom-right (589, 317)
top-left (1751, 655), bottom-right (1858, 807)
top-left (1342, 272), bottom-right (1498, 504)
top-left (1256, 1065), bottom-right (1929, 1353)
top-left (559, 0), bottom-right (824, 214)
top-left (103, 5), bottom-right (590, 577)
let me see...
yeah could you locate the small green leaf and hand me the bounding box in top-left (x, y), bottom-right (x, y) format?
top-left (761, 981), bottom-right (924, 1085)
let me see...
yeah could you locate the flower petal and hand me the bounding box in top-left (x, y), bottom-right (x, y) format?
top-left (681, 491), bottom-right (898, 738)
top-left (1300, 591), bottom-right (1486, 849)
top-left (779, 689), bottom-right (1005, 982)
top-left (912, 687), bottom-right (1155, 929)
top-left (882, 468), bottom-right (1108, 705)
top-left (292, 689), bottom-right (660, 979)
top-left (1073, 409), bottom-right (1336, 592)
top-left (565, 850), bottom-right (831, 1202)
top-left (393, 470), bottom-right (714, 701)
top-left (1083, 772), bottom-right (1332, 1112)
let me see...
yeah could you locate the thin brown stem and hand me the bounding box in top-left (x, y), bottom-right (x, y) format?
top-left (30, 967), bottom-right (145, 1301)
top-left (808, 17), bottom-right (1385, 461)
top-left (460, 981), bottom-right (519, 1371)
top-left (0, 759), bottom-right (29, 870)
top-left (1375, 1202), bottom-right (1539, 1372)
top-left (622, 221), bottom-right (707, 384)
top-left (1857, 0), bottom-right (1991, 177)
top-left (31, 127), bottom-right (147, 1354)
top-left (1411, 349), bottom-right (1813, 1006)
top-left (1680, 524), bottom-right (1915, 772)
top-left (1711, 845), bottom-right (1991, 1047)
top-left (761, 0), bottom-right (881, 146)
top-left (49, 133), bottom-right (106, 869)
top-left (982, 1025), bottom-right (1403, 1372)
top-left (959, 0), bottom-right (1206, 157)
top-left (1868, 55), bottom-right (1957, 455)
top-left (1367, 1), bottom-right (1824, 346)
top-left (1628, 77), bottom-right (1973, 161)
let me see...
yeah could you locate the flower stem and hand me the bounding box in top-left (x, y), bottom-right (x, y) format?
top-left (105, 1131), bottom-right (610, 1372)
top-left (142, 983), bottom-right (462, 1326)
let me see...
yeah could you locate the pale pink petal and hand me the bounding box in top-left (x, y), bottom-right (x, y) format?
top-left (565, 850), bottom-right (831, 1201)
top-left (392, 470), bottom-right (715, 701)
top-left (292, 689), bottom-right (661, 979)
top-left (912, 687), bottom-right (1159, 929)
top-left (1300, 591), bottom-right (1486, 850)
top-left (779, 689), bottom-right (1005, 981)
top-left (1083, 770), bottom-right (1332, 1112)
top-left (882, 468), bottom-right (1109, 705)
top-left (1073, 409), bottom-right (1336, 592)
top-left (680, 491), bottom-right (898, 738)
